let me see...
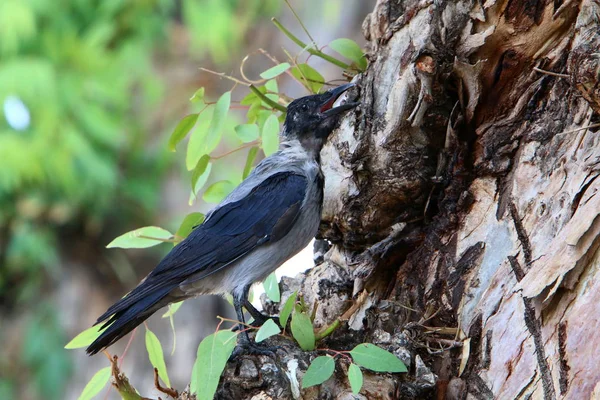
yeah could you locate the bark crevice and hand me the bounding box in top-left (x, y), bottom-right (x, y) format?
top-left (213, 0), bottom-right (600, 398)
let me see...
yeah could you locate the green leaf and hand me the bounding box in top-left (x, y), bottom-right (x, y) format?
top-left (291, 306), bottom-right (315, 351)
top-left (263, 272), bottom-right (280, 302)
top-left (256, 109), bottom-right (272, 131)
top-left (204, 91), bottom-right (231, 154)
top-left (302, 356), bottom-right (335, 388)
top-left (203, 180), bottom-right (235, 203)
top-left (191, 155), bottom-right (211, 193)
top-left (169, 114), bottom-right (199, 152)
top-left (290, 64), bottom-right (325, 93)
top-left (78, 367), bottom-right (111, 400)
top-left (186, 115), bottom-right (211, 170)
top-left (279, 291), bottom-right (297, 329)
top-left (189, 87), bottom-right (205, 103)
top-left (255, 319), bottom-right (281, 343)
top-left (265, 79), bottom-right (279, 103)
top-left (234, 124), bottom-right (259, 143)
top-left (191, 330), bottom-right (238, 399)
top-left (347, 363), bottom-right (363, 394)
top-left (260, 63), bottom-right (290, 79)
top-left (261, 114), bottom-right (280, 156)
top-left (65, 325), bottom-right (106, 349)
top-left (243, 147), bottom-right (259, 179)
top-left (329, 38), bottom-right (367, 71)
top-left (175, 213), bottom-right (205, 240)
top-left (107, 226), bottom-right (172, 249)
top-left (189, 163), bottom-right (213, 204)
top-left (145, 328), bottom-right (170, 387)
top-left (265, 79), bottom-right (279, 93)
top-left (246, 101), bottom-right (262, 123)
top-left (350, 343), bottom-right (407, 373)
top-left (162, 301), bottom-right (184, 318)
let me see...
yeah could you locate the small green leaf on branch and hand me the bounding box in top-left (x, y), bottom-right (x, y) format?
top-left (255, 319), bottom-right (281, 343)
top-left (349, 343), bottom-right (407, 373)
top-left (302, 356), bottom-right (335, 388)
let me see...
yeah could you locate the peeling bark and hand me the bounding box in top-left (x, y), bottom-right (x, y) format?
top-left (212, 0), bottom-right (600, 399)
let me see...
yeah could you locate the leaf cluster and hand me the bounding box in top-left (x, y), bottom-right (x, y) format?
top-left (302, 344), bottom-right (407, 394)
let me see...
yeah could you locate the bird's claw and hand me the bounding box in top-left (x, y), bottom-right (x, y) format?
top-left (230, 341), bottom-right (282, 360)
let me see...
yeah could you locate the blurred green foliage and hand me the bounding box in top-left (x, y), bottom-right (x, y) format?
top-left (0, 0), bottom-right (173, 305)
top-left (0, 1), bottom-right (174, 398)
top-left (22, 305), bottom-right (73, 400)
top-left (0, 0), bottom-right (283, 399)
top-left (183, 0), bottom-right (280, 63)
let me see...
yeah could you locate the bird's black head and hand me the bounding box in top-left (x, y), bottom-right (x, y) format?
top-left (282, 83), bottom-right (359, 152)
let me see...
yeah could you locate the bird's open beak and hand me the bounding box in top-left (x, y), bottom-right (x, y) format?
top-left (320, 83), bottom-right (360, 117)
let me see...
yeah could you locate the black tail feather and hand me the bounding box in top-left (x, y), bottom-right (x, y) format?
top-left (86, 285), bottom-right (173, 355)
top-left (86, 313), bottom-right (151, 355)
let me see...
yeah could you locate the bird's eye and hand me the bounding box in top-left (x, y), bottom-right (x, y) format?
top-left (301, 104), bottom-right (309, 112)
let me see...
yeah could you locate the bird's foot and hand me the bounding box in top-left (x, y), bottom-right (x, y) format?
top-left (230, 336), bottom-right (283, 359)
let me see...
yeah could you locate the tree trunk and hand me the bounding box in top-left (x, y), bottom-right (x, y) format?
top-left (216, 0), bottom-right (600, 398)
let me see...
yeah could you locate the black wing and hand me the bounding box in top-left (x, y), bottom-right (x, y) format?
top-left (151, 171), bottom-right (307, 282)
top-left (87, 171), bottom-right (307, 354)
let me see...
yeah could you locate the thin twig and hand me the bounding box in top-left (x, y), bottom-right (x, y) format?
top-left (533, 66), bottom-right (569, 78)
top-left (419, 325), bottom-right (460, 336)
top-left (282, 47), bottom-right (314, 93)
top-left (204, 103), bottom-right (249, 110)
top-left (217, 315), bottom-right (257, 329)
top-left (215, 317), bottom-right (224, 333)
top-left (281, 47), bottom-right (330, 93)
top-left (559, 122), bottom-right (600, 135)
top-left (200, 67), bottom-right (249, 86)
top-left (102, 351), bottom-right (114, 400)
top-left (258, 49), bottom-right (298, 100)
top-left (154, 368), bottom-right (179, 398)
top-left (211, 141), bottom-right (260, 160)
top-left (240, 53), bottom-right (265, 85)
top-left (397, 303), bottom-right (419, 313)
top-left (272, 18), bottom-right (350, 70)
top-left (285, 0), bottom-right (317, 45)
top-left (259, 48), bottom-right (282, 66)
top-left (119, 327), bottom-right (137, 367)
top-left (316, 348), bottom-right (352, 361)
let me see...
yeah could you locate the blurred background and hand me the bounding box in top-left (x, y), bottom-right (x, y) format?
top-left (0, 0), bottom-right (372, 398)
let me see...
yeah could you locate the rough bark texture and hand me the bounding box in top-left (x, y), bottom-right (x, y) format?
top-left (212, 0), bottom-right (600, 399)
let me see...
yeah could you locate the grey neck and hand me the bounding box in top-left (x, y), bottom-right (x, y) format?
top-left (280, 138), bottom-right (323, 163)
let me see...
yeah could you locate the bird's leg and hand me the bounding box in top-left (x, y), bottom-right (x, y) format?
top-left (243, 299), bottom-right (281, 328)
top-left (231, 286), bottom-right (280, 358)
